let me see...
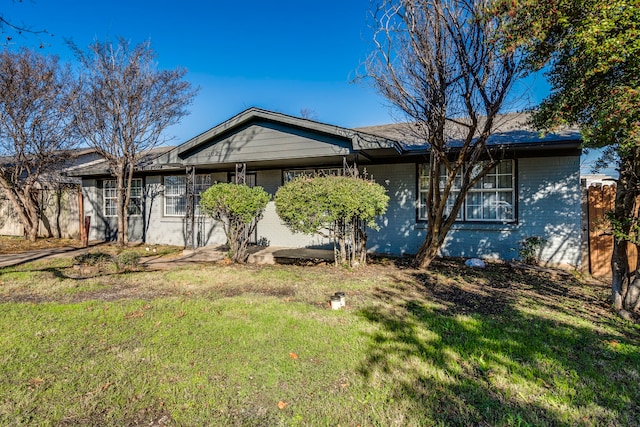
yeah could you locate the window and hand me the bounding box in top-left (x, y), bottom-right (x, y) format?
top-left (418, 160), bottom-right (514, 222)
top-left (103, 178), bottom-right (143, 217)
top-left (104, 180), bottom-right (117, 217)
top-left (466, 161), bottom-right (514, 221)
top-left (283, 167), bottom-right (344, 183)
top-left (164, 174), bottom-right (211, 216)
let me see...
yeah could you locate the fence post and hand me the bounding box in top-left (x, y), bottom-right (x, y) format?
top-left (82, 215), bottom-right (91, 248)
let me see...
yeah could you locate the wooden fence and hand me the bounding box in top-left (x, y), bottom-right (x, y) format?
top-left (587, 183), bottom-right (638, 279)
top-left (0, 187), bottom-right (81, 239)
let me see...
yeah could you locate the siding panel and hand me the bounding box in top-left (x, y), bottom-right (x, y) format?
top-left (183, 123), bottom-right (352, 165)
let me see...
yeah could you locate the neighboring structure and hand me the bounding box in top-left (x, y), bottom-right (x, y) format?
top-left (71, 107), bottom-right (583, 267)
top-left (0, 148), bottom-right (103, 239)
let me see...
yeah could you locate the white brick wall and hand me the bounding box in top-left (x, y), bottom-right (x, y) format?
top-left (82, 155), bottom-right (582, 267)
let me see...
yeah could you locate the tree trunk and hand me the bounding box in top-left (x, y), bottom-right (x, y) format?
top-left (116, 172), bottom-right (126, 246)
top-left (23, 190), bottom-right (41, 242)
top-left (624, 243), bottom-right (640, 313)
top-left (338, 236), bottom-right (347, 265)
top-left (610, 151), bottom-right (639, 316)
top-left (0, 182), bottom-right (39, 242)
top-left (611, 237), bottom-right (629, 311)
top-left (415, 236), bottom-right (440, 269)
top-left (414, 200), bottom-right (458, 269)
top-left (358, 225), bottom-right (368, 265)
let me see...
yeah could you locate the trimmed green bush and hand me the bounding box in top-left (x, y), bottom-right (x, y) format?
top-left (73, 252), bottom-right (113, 267)
top-left (274, 175), bottom-right (389, 266)
top-left (115, 250), bottom-right (141, 270)
top-left (200, 183), bottom-right (271, 263)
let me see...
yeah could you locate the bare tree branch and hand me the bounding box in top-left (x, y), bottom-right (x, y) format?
top-left (0, 49), bottom-right (77, 241)
top-left (70, 37), bottom-right (198, 245)
top-left (364, 0), bottom-right (524, 268)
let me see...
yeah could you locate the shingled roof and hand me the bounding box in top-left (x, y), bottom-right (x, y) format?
top-left (356, 112), bottom-right (581, 151)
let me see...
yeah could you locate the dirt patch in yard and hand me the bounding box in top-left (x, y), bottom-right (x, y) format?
top-left (0, 242), bottom-right (615, 325)
top-left (0, 236), bottom-right (83, 254)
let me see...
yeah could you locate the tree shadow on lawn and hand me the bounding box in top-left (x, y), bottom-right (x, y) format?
top-left (357, 260), bottom-right (640, 426)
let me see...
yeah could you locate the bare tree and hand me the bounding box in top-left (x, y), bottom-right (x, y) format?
top-left (1, 1), bottom-right (50, 46)
top-left (299, 108), bottom-right (319, 121)
top-left (71, 37), bottom-right (197, 245)
top-left (0, 49), bottom-right (77, 241)
top-left (365, 0), bottom-right (522, 268)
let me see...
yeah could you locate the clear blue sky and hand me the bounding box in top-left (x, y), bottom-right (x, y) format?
top-left (5, 0), bottom-right (553, 145)
top-left (5, 0), bottom-right (613, 175)
top-left (5, 0), bottom-right (400, 143)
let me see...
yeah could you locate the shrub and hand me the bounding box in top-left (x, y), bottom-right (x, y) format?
top-left (115, 250), bottom-right (141, 270)
top-left (199, 183), bottom-right (271, 263)
top-left (274, 175), bottom-right (389, 266)
top-left (518, 236), bottom-right (547, 265)
top-left (73, 252), bottom-right (113, 267)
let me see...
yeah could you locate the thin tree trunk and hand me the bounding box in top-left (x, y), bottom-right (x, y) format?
top-left (610, 152), bottom-right (638, 317)
top-left (623, 242), bottom-right (640, 313)
top-left (23, 190), bottom-right (41, 242)
top-left (414, 232), bottom-right (444, 269)
top-left (611, 237), bottom-right (629, 311)
top-left (116, 172), bottom-right (126, 246)
top-left (123, 162), bottom-right (136, 245)
top-left (0, 181), bottom-right (38, 242)
top-left (358, 224), bottom-right (368, 265)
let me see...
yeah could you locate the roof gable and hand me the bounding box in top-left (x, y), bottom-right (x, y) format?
top-left (153, 107), bottom-right (400, 169)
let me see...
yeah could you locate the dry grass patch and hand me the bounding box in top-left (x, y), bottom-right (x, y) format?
top-left (0, 236), bottom-right (82, 254)
top-left (1, 255), bottom-right (639, 426)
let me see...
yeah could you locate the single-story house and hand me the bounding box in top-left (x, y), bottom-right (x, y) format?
top-left (73, 107), bottom-right (583, 267)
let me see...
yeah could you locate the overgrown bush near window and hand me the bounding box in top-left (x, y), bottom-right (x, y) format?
top-left (199, 183), bottom-right (270, 263)
top-left (518, 236), bottom-right (547, 265)
top-left (274, 175), bottom-right (389, 266)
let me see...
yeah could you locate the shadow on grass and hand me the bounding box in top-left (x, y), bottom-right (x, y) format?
top-left (357, 261), bottom-right (640, 426)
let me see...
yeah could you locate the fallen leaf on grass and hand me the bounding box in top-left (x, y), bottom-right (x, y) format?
top-left (277, 400), bottom-right (288, 409)
top-left (28, 377), bottom-right (45, 387)
top-left (125, 310), bottom-right (144, 319)
top-left (289, 352), bottom-right (298, 360)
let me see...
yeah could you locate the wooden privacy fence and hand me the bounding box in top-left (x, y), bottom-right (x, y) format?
top-left (587, 183), bottom-right (638, 279)
top-left (0, 187), bottom-right (81, 239)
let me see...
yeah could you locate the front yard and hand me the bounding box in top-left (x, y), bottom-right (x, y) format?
top-left (0, 246), bottom-right (638, 426)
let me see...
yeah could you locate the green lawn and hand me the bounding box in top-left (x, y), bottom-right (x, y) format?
top-left (0, 256), bottom-right (638, 426)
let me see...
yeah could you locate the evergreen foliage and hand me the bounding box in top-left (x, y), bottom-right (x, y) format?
top-left (274, 175), bottom-right (389, 266)
top-left (200, 183), bottom-right (270, 263)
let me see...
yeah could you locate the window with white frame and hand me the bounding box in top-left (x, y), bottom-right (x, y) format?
top-left (466, 161), bottom-right (514, 220)
top-left (164, 174), bottom-right (211, 216)
top-left (418, 164), bottom-right (462, 220)
top-left (103, 178), bottom-right (143, 217)
top-left (418, 160), bottom-right (514, 222)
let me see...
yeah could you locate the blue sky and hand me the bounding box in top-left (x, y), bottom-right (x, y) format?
top-left (5, 0), bottom-right (400, 143)
top-left (5, 0), bottom-right (554, 141)
top-left (7, 1), bottom-right (610, 175)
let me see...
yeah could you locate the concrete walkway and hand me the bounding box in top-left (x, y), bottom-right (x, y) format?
top-left (0, 243), bottom-right (334, 269)
top-left (0, 246), bottom-right (94, 268)
top-left (142, 245), bottom-right (334, 269)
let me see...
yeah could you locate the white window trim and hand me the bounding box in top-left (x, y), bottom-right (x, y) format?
top-left (418, 160), bottom-right (515, 222)
top-left (103, 178), bottom-right (143, 218)
top-left (163, 174), bottom-right (211, 217)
